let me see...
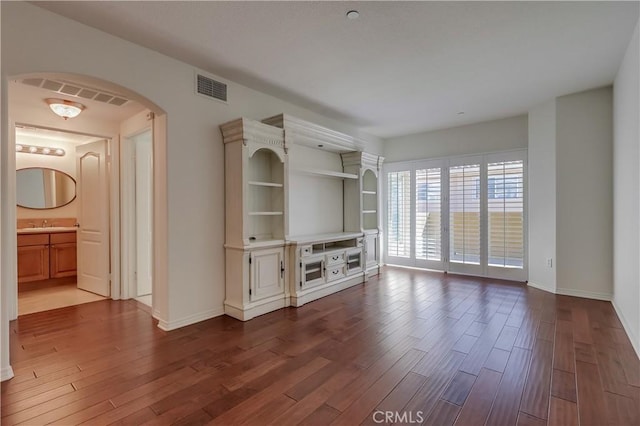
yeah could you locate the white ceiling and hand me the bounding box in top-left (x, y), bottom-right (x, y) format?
top-left (34, 1), bottom-right (639, 138)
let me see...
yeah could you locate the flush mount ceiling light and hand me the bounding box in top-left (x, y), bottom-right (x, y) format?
top-left (45, 98), bottom-right (85, 120)
top-left (346, 10), bottom-right (360, 20)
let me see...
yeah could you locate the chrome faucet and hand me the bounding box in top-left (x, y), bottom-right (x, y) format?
top-left (42, 219), bottom-right (48, 228)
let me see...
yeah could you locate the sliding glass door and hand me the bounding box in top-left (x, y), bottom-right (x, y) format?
top-left (486, 153), bottom-right (525, 281)
top-left (384, 151), bottom-right (526, 281)
top-left (386, 168), bottom-right (412, 266)
top-left (414, 162), bottom-right (445, 270)
top-left (448, 157), bottom-right (484, 276)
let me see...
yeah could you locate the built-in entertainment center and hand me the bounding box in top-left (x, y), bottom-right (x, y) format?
top-left (220, 114), bottom-right (384, 320)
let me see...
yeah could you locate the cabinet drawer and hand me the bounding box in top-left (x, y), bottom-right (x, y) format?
top-left (326, 265), bottom-right (345, 282)
top-left (325, 252), bottom-right (345, 265)
top-left (50, 232), bottom-right (76, 244)
top-left (17, 234), bottom-right (49, 247)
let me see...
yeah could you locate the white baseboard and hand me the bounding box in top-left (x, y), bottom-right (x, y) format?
top-left (1, 366), bottom-right (14, 382)
top-left (527, 281), bottom-right (556, 294)
top-left (612, 299), bottom-right (640, 358)
top-left (224, 296), bottom-right (290, 321)
top-left (555, 287), bottom-right (612, 301)
top-left (157, 307), bottom-right (225, 331)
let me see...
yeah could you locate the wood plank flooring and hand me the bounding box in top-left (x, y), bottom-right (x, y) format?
top-left (2, 266), bottom-right (638, 425)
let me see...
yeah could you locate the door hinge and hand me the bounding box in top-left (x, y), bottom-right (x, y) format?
top-left (299, 261), bottom-right (302, 268)
top-left (300, 281), bottom-right (302, 288)
top-left (249, 255), bottom-right (252, 264)
top-left (249, 288), bottom-right (252, 296)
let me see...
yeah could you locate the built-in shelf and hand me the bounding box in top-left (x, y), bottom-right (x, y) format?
top-left (362, 191), bottom-right (377, 195)
top-left (363, 210), bottom-right (377, 214)
top-left (305, 267), bottom-right (322, 274)
top-left (248, 181), bottom-right (284, 188)
top-left (249, 211), bottom-right (284, 216)
top-left (292, 168), bottom-right (358, 180)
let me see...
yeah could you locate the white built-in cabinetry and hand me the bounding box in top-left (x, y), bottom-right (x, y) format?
top-left (220, 118), bottom-right (289, 320)
top-left (220, 114), bottom-right (384, 321)
top-left (342, 152), bottom-right (383, 275)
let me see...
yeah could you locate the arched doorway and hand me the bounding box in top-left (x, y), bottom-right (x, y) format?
top-left (1, 72), bottom-right (169, 380)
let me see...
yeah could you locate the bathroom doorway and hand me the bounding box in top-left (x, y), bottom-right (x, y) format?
top-left (15, 125), bottom-right (110, 315)
top-left (6, 74), bottom-right (165, 319)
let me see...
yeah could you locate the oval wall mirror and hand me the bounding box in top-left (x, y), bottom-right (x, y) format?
top-left (16, 168), bottom-right (76, 209)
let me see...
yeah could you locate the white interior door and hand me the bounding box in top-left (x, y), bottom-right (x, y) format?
top-left (76, 140), bottom-right (110, 296)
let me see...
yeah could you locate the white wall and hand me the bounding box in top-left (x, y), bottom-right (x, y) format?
top-left (0, 2), bottom-right (383, 377)
top-left (384, 115), bottom-right (528, 162)
top-left (556, 87), bottom-right (613, 300)
top-left (613, 20), bottom-right (639, 355)
top-left (0, 1), bottom-right (11, 382)
top-left (288, 145), bottom-right (345, 236)
top-left (527, 100), bottom-right (557, 293)
top-left (15, 136), bottom-right (78, 220)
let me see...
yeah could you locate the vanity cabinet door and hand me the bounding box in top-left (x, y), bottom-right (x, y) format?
top-left (50, 232), bottom-right (77, 278)
top-left (17, 245), bottom-right (50, 283)
top-left (249, 247), bottom-right (285, 301)
top-left (50, 242), bottom-right (77, 278)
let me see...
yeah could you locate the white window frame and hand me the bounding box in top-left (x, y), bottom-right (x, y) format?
top-left (384, 163), bottom-right (414, 267)
top-left (383, 149), bottom-right (528, 282)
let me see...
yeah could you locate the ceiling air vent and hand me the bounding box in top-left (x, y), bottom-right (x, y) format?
top-left (19, 78), bottom-right (131, 107)
top-left (196, 73), bottom-right (227, 103)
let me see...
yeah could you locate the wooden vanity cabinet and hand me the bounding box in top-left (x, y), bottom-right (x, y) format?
top-left (50, 232), bottom-right (77, 278)
top-left (17, 231), bottom-right (77, 283)
top-left (17, 234), bottom-right (50, 283)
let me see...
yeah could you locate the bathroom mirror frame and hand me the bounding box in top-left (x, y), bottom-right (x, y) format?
top-left (16, 167), bottom-right (77, 210)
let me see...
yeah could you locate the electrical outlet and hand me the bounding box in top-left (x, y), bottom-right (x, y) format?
top-left (546, 258), bottom-right (553, 268)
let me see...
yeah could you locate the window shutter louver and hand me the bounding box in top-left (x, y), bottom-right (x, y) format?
top-left (449, 164), bottom-right (481, 265)
top-left (487, 161), bottom-right (524, 269)
top-left (387, 171), bottom-right (411, 258)
top-left (415, 168), bottom-right (442, 261)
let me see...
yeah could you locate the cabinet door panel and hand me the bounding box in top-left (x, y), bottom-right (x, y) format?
top-left (302, 256), bottom-right (325, 288)
top-left (50, 242), bottom-right (77, 278)
top-left (250, 247), bottom-right (284, 301)
top-left (18, 245), bottom-right (49, 283)
top-left (366, 234), bottom-right (378, 264)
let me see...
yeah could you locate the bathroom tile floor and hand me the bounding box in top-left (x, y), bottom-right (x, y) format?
top-left (18, 283), bottom-right (106, 316)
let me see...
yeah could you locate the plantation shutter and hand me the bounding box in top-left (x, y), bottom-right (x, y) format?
top-left (449, 164), bottom-right (481, 265)
top-left (487, 161), bottom-right (524, 268)
top-left (415, 168), bottom-right (442, 261)
top-left (387, 170), bottom-right (411, 258)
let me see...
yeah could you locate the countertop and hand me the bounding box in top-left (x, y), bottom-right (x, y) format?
top-left (17, 227), bottom-right (77, 234)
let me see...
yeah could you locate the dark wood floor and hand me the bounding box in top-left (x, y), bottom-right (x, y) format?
top-left (1, 267), bottom-right (638, 425)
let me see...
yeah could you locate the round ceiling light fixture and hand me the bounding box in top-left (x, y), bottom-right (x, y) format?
top-left (346, 10), bottom-right (360, 20)
top-left (45, 98), bottom-right (86, 120)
